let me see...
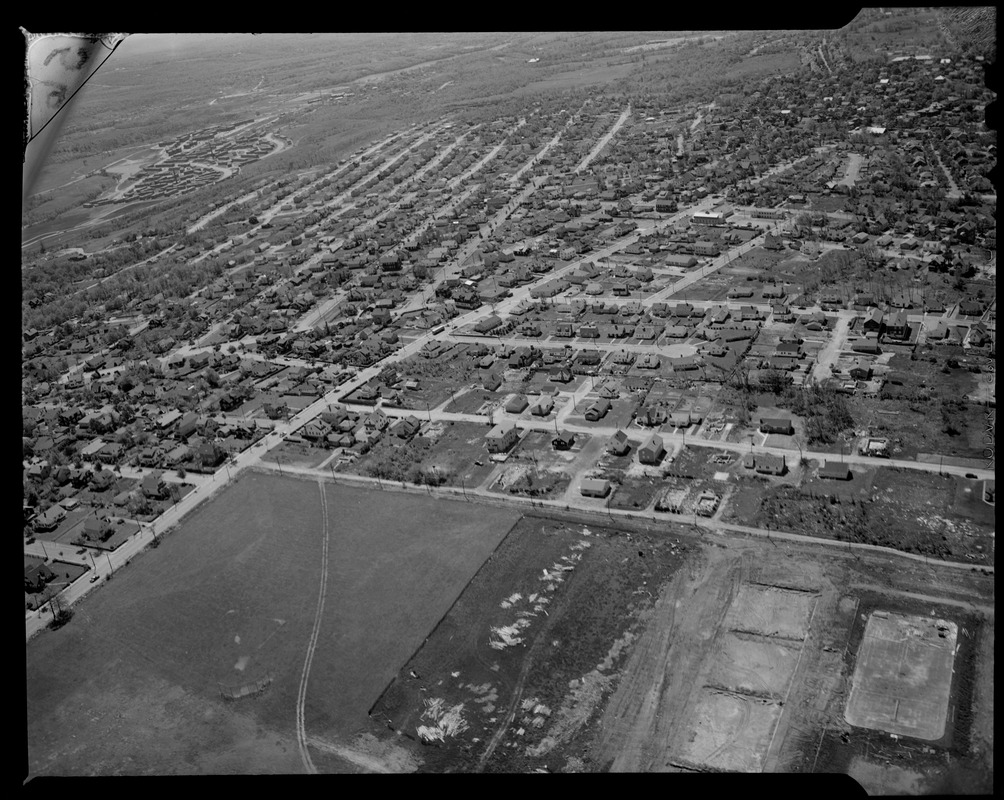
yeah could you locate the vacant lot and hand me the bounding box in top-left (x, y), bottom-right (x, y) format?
top-left (845, 612), bottom-right (957, 741)
top-left (723, 467), bottom-right (994, 565)
top-left (26, 473), bottom-right (518, 775)
top-left (371, 515), bottom-right (689, 773)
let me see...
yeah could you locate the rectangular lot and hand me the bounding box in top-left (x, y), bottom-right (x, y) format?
top-left (677, 689), bottom-right (784, 772)
top-left (844, 612), bottom-right (957, 741)
top-left (724, 585), bottom-right (817, 641)
top-left (706, 632), bottom-right (802, 699)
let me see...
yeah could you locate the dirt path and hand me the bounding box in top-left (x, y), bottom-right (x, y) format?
top-left (295, 479), bottom-right (331, 773)
top-left (811, 312), bottom-right (851, 381)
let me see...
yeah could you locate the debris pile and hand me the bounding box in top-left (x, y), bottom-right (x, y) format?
top-left (417, 697), bottom-right (470, 743)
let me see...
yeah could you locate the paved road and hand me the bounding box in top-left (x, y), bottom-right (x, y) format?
top-left (27, 143), bottom-right (978, 640)
top-left (254, 460), bottom-right (994, 578)
top-left (346, 399), bottom-right (995, 480)
top-left (574, 104), bottom-right (631, 174)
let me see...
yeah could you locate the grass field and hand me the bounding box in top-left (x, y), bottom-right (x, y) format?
top-left (26, 471), bottom-right (518, 775)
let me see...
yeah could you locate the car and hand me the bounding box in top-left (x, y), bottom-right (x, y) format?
top-left (89, 574), bottom-right (100, 583)
top-left (965, 473), bottom-right (978, 479)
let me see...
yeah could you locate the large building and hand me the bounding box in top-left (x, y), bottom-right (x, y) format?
top-left (692, 211), bottom-right (726, 226)
top-left (485, 422), bottom-right (519, 454)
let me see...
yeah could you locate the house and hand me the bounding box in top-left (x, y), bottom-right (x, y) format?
top-left (505, 394), bottom-right (529, 414)
top-left (199, 441), bottom-right (226, 469)
top-left (851, 340), bottom-right (881, 355)
top-left (607, 430), bottom-right (630, 456)
top-left (531, 397), bottom-right (555, 416)
top-left (391, 416), bottom-right (422, 440)
top-left (848, 359), bottom-right (872, 380)
top-left (548, 367), bottom-right (572, 384)
top-left (33, 504), bottom-right (66, 532)
top-left (670, 411), bottom-right (693, 428)
top-left (552, 431), bottom-right (575, 450)
top-left (744, 452), bottom-right (786, 475)
top-left (584, 399), bottom-right (611, 421)
top-left (819, 461), bottom-right (852, 480)
top-left (301, 418), bottom-right (333, 442)
top-left (141, 470), bottom-right (167, 499)
top-left (862, 308), bottom-right (884, 334)
top-left (24, 562), bottom-right (57, 593)
top-left (885, 309), bottom-right (909, 339)
top-left (82, 514), bottom-right (114, 542)
top-left (580, 478), bottom-right (611, 498)
top-left (638, 433), bottom-right (665, 465)
top-left (759, 417), bottom-right (794, 435)
top-left (176, 411), bottom-right (200, 440)
top-left (485, 422), bottom-right (519, 454)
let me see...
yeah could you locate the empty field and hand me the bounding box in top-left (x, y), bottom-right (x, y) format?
top-left (724, 585), bottom-right (817, 641)
top-left (26, 472), bottom-right (518, 775)
top-left (677, 689), bottom-right (784, 772)
top-left (844, 612), bottom-right (958, 741)
top-left (706, 632), bottom-right (801, 699)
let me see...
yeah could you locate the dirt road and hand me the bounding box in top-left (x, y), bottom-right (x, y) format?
top-left (593, 543), bottom-right (739, 771)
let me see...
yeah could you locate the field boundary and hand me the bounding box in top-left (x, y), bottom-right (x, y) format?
top-left (248, 465), bottom-right (993, 575)
top-left (365, 511), bottom-right (521, 722)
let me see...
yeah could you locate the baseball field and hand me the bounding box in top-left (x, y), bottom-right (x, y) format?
top-left (26, 471), bottom-right (519, 775)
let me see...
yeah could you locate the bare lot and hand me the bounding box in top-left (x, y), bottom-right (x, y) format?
top-left (371, 516), bottom-right (689, 772)
top-left (724, 467), bottom-right (995, 565)
top-left (845, 612), bottom-right (957, 741)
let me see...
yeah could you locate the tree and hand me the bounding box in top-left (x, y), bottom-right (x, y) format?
top-left (43, 585), bottom-right (73, 629)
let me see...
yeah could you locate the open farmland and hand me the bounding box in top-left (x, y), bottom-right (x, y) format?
top-left (26, 472), bottom-right (518, 775)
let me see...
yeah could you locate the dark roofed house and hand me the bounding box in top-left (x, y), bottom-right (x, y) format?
top-left (759, 417), bottom-right (793, 435)
top-left (638, 434), bottom-right (665, 465)
top-left (505, 394), bottom-right (529, 414)
top-left (744, 452), bottom-right (786, 475)
top-left (552, 431), bottom-right (575, 450)
top-left (548, 366), bottom-right (572, 384)
top-left (862, 308), bottom-right (884, 333)
top-left (391, 415), bottom-right (422, 440)
top-left (819, 461), bottom-right (852, 480)
top-left (25, 562), bottom-right (57, 593)
top-left (176, 411), bottom-right (200, 440)
top-left (848, 359), bottom-right (872, 380)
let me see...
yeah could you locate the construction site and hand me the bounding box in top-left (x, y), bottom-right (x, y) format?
top-left (368, 513), bottom-right (993, 791)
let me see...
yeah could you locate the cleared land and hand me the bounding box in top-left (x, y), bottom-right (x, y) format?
top-left (26, 472), bottom-right (518, 775)
top-left (844, 612), bottom-right (958, 741)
